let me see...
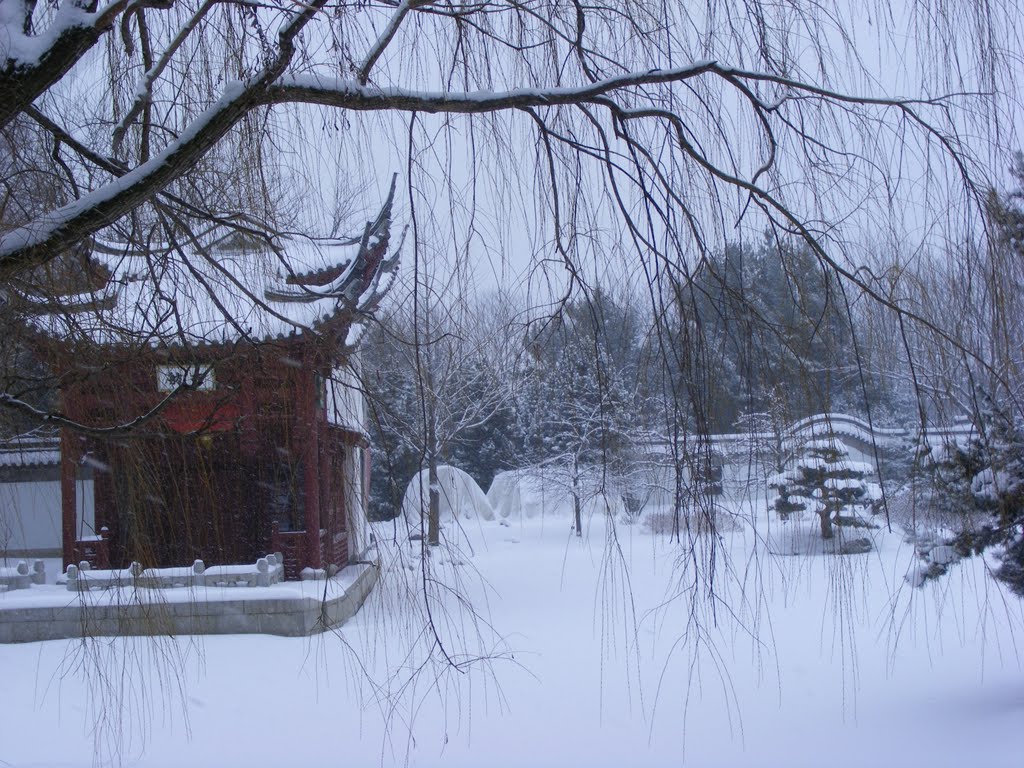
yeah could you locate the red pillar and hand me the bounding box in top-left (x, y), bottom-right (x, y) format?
top-left (301, 369), bottom-right (322, 570)
top-left (59, 428), bottom-right (78, 570)
top-left (320, 431), bottom-right (334, 559)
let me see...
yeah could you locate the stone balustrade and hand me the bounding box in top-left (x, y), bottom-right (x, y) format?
top-left (65, 554), bottom-right (285, 591)
top-left (0, 560), bottom-right (45, 590)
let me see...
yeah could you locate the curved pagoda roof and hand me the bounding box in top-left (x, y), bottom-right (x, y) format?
top-left (18, 182), bottom-right (400, 352)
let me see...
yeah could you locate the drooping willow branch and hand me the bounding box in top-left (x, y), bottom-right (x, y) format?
top-left (0, 59), bottom-right (963, 272)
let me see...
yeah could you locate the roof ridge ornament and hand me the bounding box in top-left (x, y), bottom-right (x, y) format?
top-left (264, 174), bottom-right (399, 309)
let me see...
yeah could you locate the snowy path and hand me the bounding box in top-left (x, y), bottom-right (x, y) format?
top-left (1, 503), bottom-right (1022, 767)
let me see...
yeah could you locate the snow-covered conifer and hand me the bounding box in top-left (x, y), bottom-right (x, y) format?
top-left (770, 438), bottom-right (880, 540)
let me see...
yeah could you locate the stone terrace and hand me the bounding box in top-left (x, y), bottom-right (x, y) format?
top-left (0, 560), bottom-right (377, 643)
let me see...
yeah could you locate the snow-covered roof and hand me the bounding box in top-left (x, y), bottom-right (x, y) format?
top-left (18, 183), bottom-right (400, 349)
top-left (0, 437), bottom-right (60, 467)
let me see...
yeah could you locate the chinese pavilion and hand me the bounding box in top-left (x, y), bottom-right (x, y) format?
top-left (18, 184), bottom-right (400, 579)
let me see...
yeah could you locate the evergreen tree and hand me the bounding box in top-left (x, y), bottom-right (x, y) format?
top-left (364, 324), bottom-right (423, 522)
top-left (916, 400), bottom-right (1024, 594)
top-left (518, 287), bottom-right (644, 534)
top-left (770, 438), bottom-right (880, 541)
top-left (904, 156), bottom-right (1024, 593)
top-left (446, 356), bottom-right (522, 492)
top-left (679, 236), bottom-right (859, 433)
top-left (363, 293), bottom-right (519, 524)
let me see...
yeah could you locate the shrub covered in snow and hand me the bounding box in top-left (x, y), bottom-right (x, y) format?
top-left (487, 469), bottom-right (568, 521)
top-left (641, 506), bottom-right (741, 536)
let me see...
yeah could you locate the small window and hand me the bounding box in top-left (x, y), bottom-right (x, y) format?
top-left (157, 364), bottom-right (216, 392)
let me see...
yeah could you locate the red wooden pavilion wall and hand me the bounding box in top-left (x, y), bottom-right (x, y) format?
top-left (56, 340), bottom-right (363, 580)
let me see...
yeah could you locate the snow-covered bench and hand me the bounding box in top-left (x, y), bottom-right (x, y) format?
top-left (64, 561), bottom-right (143, 591)
top-left (65, 555), bottom-right (285, 591)
top-left (134, 561), bottom-right (205, 589)
top-left (198, 555), bottom-right (284, 588)
top-left (0, 559), bottom-right (46, 591)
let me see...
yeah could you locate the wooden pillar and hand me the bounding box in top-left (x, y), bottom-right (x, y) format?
top-left (301, 368), bottom-right (322, 570)
top-left (92, 448), bottom-right (114, 564)
top-left (362, 445), bottom-right (372, 518)
top-left (320, 430), bottom-right (333, 558)
top-left (59, 427), bottom-right (78, 570)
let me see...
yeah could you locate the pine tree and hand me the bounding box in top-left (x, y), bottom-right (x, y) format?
top-left (910, 156), bottom-right (1024, 593)
top-left (517, 288), bottom-right (643, 534)
top-left (770, 438), bottom-right (879, 541)
top-left (916, 401), bottom-right (1024, 593)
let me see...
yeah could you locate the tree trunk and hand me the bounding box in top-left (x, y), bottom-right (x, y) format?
top-left (572, 457), bottom-right (582, 537)
top-left (425, 373), bottom-right (441, 546)
top-left (819, 510), bottom-right (834, 539)
top-left (427, 440), bottom-right (440, 546)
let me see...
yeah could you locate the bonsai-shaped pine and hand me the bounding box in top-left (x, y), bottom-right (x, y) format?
top-left (770, 438), bottom-right (880, 540)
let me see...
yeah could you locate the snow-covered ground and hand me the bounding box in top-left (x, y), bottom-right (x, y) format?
top-left (2, 485), bottom-right (1022, 768)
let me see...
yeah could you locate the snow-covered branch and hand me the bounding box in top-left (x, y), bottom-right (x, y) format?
top-left (0, 0), bottom-right (1018, 442)
top-left (0, 51), bottom-right (957, 277)
top-left (0, 50), bottom-right (698, 272)
top-left (0, 0), bottom-right (139, 128)
top-left (0, 0), bottom-right (329, 274)
top-left (110, 0), bottom-right (218, 157)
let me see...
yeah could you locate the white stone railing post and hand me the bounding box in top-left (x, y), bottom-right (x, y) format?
top-left (256, 557), bottom-right (270, 587)
top-left (65, 563), bottom-right (79, 590)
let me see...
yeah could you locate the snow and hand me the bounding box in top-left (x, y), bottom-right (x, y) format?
top-left (971, 467), bottom-right (1021, 501)
top-left (276, 58), bottom-right (719, 112)
top-left (0, 439), bottom-right (59, 466)
top-left (1, 484), bottom-right (1022, 767)
top-left (930, 544), bottom-right (959, 566)
top-left (824, 476), bottom-right (868, 490)
top-left (0, 1), bottom-right (96, 69)
top-left (0, 562), bottom-right (367, 609)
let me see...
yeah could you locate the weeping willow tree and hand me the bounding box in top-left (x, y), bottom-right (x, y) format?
top-left (1, 0), bottom-right (1022, 759)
